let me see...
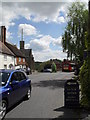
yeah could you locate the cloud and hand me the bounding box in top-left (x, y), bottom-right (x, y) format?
top-left (25, 35), bottom-right (63, 52)
top-left (6, 30), bottom-right (12, 39)
top-left (52, 36), bottom-right (62, 46)
top-left (36, 34), bottom-right (44, 38)
top-left (1, 0), bottom-right (88, 62)
top-left (1, 1), bottom-right (88, 29)
top-left (0, 2), bottom-right (2, 26)
top-left (18, 24), bottom-right (37, 36)
top-left (1, 2), bottom-right (67, 29)
top-left (33, 49), bottom-right (67, 62)
top-left (25, 35), bottom-right (54, 51)
top-left (24, 35), bottom-right (66, 61)
top-left (2, 0), bottom-right (88, 3)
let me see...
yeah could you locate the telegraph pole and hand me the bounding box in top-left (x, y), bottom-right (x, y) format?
top-left (21, 28), bottom-right (23, 41)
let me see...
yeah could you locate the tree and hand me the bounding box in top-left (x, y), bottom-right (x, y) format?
top-left (79, 1), bottom-right (90, 107)
top-left (62, 2), bottom-right (88, 61)
top-left (51, 62), bottom-right (57, 72)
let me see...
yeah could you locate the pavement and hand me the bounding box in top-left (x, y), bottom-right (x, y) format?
top-left (5, 71), bottom-right (90, 119)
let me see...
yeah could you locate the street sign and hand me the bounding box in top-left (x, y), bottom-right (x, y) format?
top-left (64, 79), bottom-right (79, 108)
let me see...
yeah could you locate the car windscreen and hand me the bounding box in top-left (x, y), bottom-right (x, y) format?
top-left (0, 72), bottom-right (10, 86)
top-left (63, 64), bottom-right (69, 67)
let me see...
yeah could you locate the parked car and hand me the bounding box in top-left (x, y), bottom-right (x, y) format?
top-left (16, 68), bottom-right (27, 74)
top-left (62, 61), bottom-right (76, 72)
top-left (26, 67), bottom-right (31, 75)
top-left (0, 69), bottom-right (31, 119)
top-left (43, 69), bottom-right (52, 73)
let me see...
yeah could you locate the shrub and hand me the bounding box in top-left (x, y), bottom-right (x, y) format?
top-left (80, 58), bottom-right (90, 107)
top-left (51, 62), bottom-right (57, 72)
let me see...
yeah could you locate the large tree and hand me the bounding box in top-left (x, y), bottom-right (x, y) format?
top-left (62, 2), bottom-right (88, 61)
top-left (80, 1), bottom-right (90, 107)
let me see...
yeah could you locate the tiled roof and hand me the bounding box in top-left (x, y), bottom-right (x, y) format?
top-left (0, 41), bottom-right (15, 56)
top-left (20, 49), bottom-right (32, 57)
top-left (5, 42), bottom-right (25, 58)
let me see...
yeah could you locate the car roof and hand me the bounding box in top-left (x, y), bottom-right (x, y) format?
top-left (0, 69), bottom-right (23, 73)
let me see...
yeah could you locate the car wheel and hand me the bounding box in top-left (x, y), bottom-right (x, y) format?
top-left (0, 100), bottom-right (7, 120)
top-left (25, 88), bottom-right (31, 100)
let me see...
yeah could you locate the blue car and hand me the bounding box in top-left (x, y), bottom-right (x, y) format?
top-left (0, 69), bottom-right (31, 119)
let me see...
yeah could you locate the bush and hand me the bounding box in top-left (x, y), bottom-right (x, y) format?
top-left (38, 61), bottom-right (52, 72)
top-left (80, 58), bottom-right (90, 107)
top-left (51, 62), bottom-right (57, 72)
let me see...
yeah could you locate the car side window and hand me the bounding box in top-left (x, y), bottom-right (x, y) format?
top-left (21, 72), bottom-right (26, 80)
top-left (11, 72), bottom-right (19, 82)
top-left (18, 72), bottom-right (26, 81)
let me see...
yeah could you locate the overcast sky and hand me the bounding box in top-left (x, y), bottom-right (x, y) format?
top-left (0, 0), bottom-right (88, 62)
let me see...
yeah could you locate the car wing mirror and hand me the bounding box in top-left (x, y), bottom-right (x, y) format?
top-left (10, 80), bottom-right (19, 85)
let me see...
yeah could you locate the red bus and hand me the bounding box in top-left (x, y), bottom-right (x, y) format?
top-left (62, 61), bottom-right (76, 72)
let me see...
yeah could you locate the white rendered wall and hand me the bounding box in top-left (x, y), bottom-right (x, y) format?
top-left (0, 53), bottom-right (15, 69)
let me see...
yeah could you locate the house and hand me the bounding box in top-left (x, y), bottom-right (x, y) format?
top-left (0, 26), bottom-right (27, 69)
top-left (0, 41), bottom-right (15, 69)
top-left (5, 42), bottom-right (27, 69)
top-left (20, 40), bottom-right (34, 71)
top-left (0, 26), bottom-right (15, 69)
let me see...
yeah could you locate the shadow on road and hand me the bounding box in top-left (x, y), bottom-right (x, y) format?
top-left (5, 98), bottom-right (29, 118)
top-left (53, 106), bottom-right (90, 120)
top-left (32, 79), bottom-right (67, 89)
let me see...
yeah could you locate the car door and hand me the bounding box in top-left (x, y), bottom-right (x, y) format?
top-left (18, 72), bottom-right (29, 99)
top-left (8, 72), bottom-right (21, 106)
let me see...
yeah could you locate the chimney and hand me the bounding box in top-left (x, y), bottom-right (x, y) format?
top-left (20, 28), bottom-right (24, 49)
top-left (1, 26), bottom-right (6, 43)
top-left (20, 41), bottom-right (24, 49)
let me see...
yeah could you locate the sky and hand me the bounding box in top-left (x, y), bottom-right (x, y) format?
top-left (0, 0), bottom-right (88, 62)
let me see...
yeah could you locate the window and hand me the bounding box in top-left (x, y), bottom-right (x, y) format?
top-left (19, 57), bottom-right (21, 62)
top-left (4, 55), bottom-right (7, 61)
top-left (0, 72), bottom-right (10, 86)
top-left (23, 58), bottom-right (25, 62)
top-left (11, 72), bottom-right (26, 82)
top-left (64, 64), bottom-right (69, 67)
top-left (18, 72), bottom-right (26, 81)
top-left (11, 72), bottom-right (19, 82)
top-left (15, 58), bottom-right (16, 64)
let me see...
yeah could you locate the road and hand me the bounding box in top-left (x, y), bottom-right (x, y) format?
top-left (5, 72), bottom-right (89, 119)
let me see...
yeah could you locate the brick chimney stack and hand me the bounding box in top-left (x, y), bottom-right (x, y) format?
top-left (20, 41), bottom-right (25, 49)
top-left (1, 26), bottom-right (6, 43)
top-left (20, 28), bottom-right (24, 49)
